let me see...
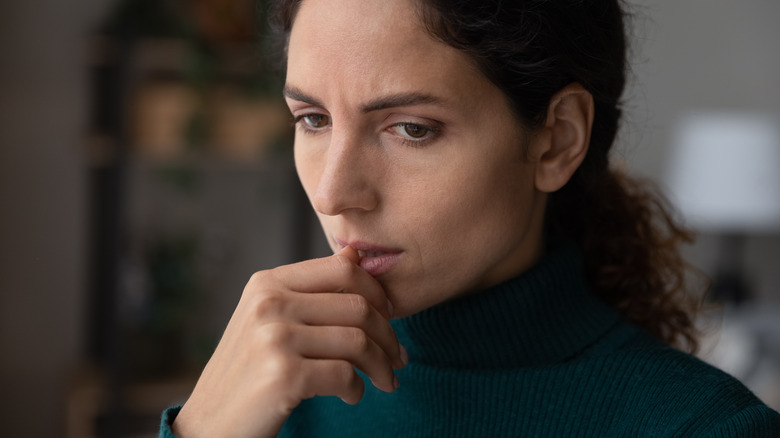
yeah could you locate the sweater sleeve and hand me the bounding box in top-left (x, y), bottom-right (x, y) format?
top-left (697, 404), bottom-right (780, 437)
top-left (159, 406), bottom-right (182, 438)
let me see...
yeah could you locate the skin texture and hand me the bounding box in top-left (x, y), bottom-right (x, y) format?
top-left (173, 0), bottom-right (593, 436)
top-left (174, 247), bottom-right (406, 437)
top-left (287, 0), bottom-right (547, 318)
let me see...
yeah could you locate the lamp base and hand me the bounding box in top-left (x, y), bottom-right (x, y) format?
top-left (709, 233), bottom-right (750, 305)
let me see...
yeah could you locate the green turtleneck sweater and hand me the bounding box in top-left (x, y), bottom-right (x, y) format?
top-left (160, 244), bottom-right (780, 437)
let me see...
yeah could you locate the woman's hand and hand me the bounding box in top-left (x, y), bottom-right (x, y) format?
top-left (172, 246), bottom-right (407, 438)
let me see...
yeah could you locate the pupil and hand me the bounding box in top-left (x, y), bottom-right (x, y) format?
top-left (307, 115), bottom-right (327, 127)
top-left (405, 124), bottom-right (427, 138)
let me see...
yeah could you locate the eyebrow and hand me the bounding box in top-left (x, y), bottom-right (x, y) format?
top-left (360, 92), bottom-right (445, 113)
top-left (283, 85), bottom-right (324, 107)
top-left (283, 85), bottom-right (446, 113)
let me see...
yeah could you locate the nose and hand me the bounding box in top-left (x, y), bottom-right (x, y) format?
top-left (309, 129), bottom-right (379, 216)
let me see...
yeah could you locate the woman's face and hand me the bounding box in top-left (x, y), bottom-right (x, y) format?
top-left (285, 0), bottom-right (548, 317)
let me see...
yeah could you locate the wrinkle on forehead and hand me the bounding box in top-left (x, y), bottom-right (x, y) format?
top-left (286, 0), bottom-right (481, 108)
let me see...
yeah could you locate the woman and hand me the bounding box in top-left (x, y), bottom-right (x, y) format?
top-left (162, 0), bottom-right (780, 436)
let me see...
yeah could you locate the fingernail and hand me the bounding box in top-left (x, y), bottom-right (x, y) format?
top-left (386, 299), bottom-right (394, 318)
top-left (393, 375), bottom-right (400, 390)
top-left (400, 345), bottom-right (409, 367)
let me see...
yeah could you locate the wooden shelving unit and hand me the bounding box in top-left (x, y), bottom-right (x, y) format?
top-left (72, 4), bottom-right (318, 434)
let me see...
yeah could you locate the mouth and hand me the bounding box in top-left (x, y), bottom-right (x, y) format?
top-left (335, 238), bottom-right (403, 277)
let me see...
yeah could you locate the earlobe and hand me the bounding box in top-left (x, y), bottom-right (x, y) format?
top-left (533, 83), bottom-right (594, 193)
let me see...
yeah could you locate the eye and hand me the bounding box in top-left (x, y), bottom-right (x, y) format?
top-left (388, 122), bottom-right (439, 147)
top-left (401, 123), bottom-right (429, 139)
top-left (300, 114), bottom-right (330, 129)
top-left (390, 122), bottom-right (435, 140)
top-left (295, 113), bottom-right (330, 131)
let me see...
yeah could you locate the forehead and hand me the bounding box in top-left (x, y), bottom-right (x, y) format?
top-left (286, 0), bottom-right (484, 104)
top-left (289, 0), bottom-right (427, 62)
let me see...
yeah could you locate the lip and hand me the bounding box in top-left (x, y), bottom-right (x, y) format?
top-left (334, 237), bottom-right (404, 277)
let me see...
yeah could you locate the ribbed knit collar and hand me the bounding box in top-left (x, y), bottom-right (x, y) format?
top-left (391, 243), bottom-right (622, 369)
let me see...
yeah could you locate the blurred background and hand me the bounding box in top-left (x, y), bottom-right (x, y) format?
top-left (0, 0), bottom-right (779, 436)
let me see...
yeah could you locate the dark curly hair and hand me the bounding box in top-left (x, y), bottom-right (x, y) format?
top-left (268, 0), bottom-right (704, 352)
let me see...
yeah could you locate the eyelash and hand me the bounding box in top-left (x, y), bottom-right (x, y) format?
top-left (293, 113), bottom-right (440, 148)
top-left (292, 114), bottom-right (330, 136)
top-left (388, 122), bottom-right (440, 148)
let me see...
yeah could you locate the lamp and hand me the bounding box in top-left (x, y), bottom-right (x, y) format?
top-left (666, 111), bottom-right (780, 303)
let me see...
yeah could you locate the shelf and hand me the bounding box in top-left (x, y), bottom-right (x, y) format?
top-left (86, 134), bottom-right (293, 168)
top-left (79, 20), bottom-right (313, 437)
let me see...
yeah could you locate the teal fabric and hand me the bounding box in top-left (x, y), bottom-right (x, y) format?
top-left (161, 244), bottom-right (780, 437)
top-left (160, 407), bottom-right (179, 438)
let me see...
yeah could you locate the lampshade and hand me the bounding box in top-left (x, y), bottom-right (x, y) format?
top-left (666, 111), bottom-right (780, 233)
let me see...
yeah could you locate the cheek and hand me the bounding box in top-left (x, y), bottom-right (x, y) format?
top-left (385, 162), bottom-right (537, 315)
top-left (398, 157), bottom-right (535, 258)
top-left (294, 144), bottom-right (320, 197)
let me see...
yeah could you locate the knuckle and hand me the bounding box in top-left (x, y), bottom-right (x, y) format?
top-left (247, 269), bottom-right (272, 288)
top-left (330, 361), bottom-right (364, 405)
top-left (252, 289), bottom-right (286, 319)
top-left (261, 321), bottom-right (294, 348)
top-left (346, 327), bottom-right (371, 354)
top-left (263, 352), bottom-right (296, 381)
top-left (347, 294), bottom-right (372, 322)
top-left (333, 360), bottom-right (357, 385)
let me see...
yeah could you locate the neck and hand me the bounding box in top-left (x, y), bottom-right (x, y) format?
top-left (391, 242), bottom-right (621, 369)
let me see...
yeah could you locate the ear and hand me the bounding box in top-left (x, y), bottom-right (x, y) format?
top-left (531, 83), bottom-right (594, 193)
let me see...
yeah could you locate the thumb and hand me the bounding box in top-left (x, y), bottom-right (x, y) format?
top-left (337, 245), bottom-right (362, 265)
top-left (335, 245), bottom-right (392, 319)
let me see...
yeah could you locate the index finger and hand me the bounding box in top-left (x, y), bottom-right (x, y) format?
top-left (273, 246), bottom-right (393, 319)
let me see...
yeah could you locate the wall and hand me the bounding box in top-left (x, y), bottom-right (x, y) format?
top-left (626, 0), bottom-right (780, 174)
top-left (0, 0), bottom-right (114, 436)
top-left (624, 0), bottom-right (780, 303)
